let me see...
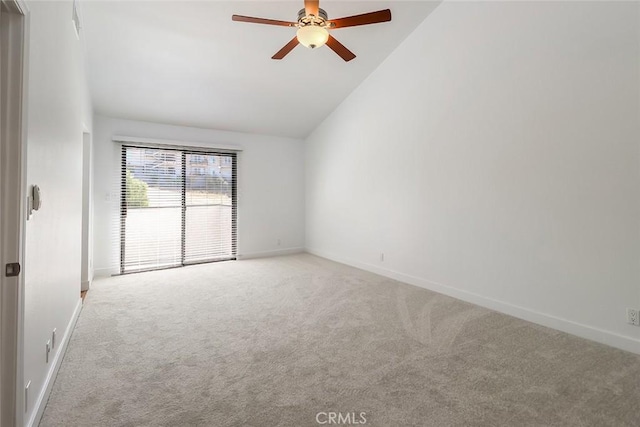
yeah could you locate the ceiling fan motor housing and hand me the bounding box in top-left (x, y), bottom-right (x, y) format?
top-left (298, 8), bottom-right (328, 22)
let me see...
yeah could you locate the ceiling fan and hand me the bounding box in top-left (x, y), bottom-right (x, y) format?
top-left (232, 0), bottom-right (392, 62)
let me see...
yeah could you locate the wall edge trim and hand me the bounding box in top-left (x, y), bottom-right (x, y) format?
top-left (27, 298), bottom-right (83, 427)
top-left (237, 247), bottom-right (304, 260)
top-left (305, 247), bottom-right (640, 355)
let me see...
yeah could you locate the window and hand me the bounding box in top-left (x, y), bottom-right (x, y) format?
top-left (120, 146), bottom-right (237, 273)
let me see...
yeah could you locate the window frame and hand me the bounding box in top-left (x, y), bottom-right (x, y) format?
top-left (120, 144), bottom-right (237, 274)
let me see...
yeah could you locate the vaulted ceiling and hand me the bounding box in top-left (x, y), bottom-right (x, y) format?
top-left (82, 1), bottom-right (440, 138)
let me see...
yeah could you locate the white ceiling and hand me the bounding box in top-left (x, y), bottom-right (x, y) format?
top-left (81, 1), bottom-right (440, 138)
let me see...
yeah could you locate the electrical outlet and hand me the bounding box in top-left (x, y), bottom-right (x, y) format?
top-left (627, 308), bottom-right (640, 326)
top-left (45, 340), bottom-right (51, 363)
top-left (380, 253), bottom-right (385, 262)
top-left (52, 328), bottom-right (57, 349)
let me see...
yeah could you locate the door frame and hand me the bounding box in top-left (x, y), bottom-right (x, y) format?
top-left (81, 130), bottom-right (92, 291)
top-left (0, 0), bottom-right (29, 425)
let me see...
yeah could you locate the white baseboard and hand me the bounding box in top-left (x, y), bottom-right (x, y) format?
top-left (27, 298), bottom-right (83, 427)
top-left (237, 247), bottom-right (304, 260)
top-left (305, 247), bottom-right (640, 355)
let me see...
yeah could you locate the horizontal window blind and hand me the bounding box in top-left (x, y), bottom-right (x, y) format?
top-left (120, 145), bottom-right (237, 274)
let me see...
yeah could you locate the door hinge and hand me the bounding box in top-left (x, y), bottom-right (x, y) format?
top-left (5, 262), bottom-right (21, 277)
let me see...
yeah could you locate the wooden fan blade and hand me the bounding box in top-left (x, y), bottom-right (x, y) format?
top-left (232, 15), bottom-right (296, 27)
top-left (328, 9), bottom-right (392, 29)
top-left (326, 35), bottom-right (356, 62)
top-left (304, 0), bottom-right (320, 16)
top-left (272, 37), bottom-right (300, 60)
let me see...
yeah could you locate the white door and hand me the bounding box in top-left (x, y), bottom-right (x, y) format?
top-left (0, 1), bottom-right (28, 425)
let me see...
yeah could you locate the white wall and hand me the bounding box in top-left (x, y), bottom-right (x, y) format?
top-left (92, 115), bottom-right (305, 276)
top-left (23, 1), bottom-right (93, 425)
top-left (305, 1), bottom-right (640, 353)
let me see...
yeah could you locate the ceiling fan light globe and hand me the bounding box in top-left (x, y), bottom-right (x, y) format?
top-left (296, 25), bottom-right (329, 49)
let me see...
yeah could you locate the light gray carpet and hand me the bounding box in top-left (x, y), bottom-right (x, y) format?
top-left (41, 254), bottom-right (640, 426)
